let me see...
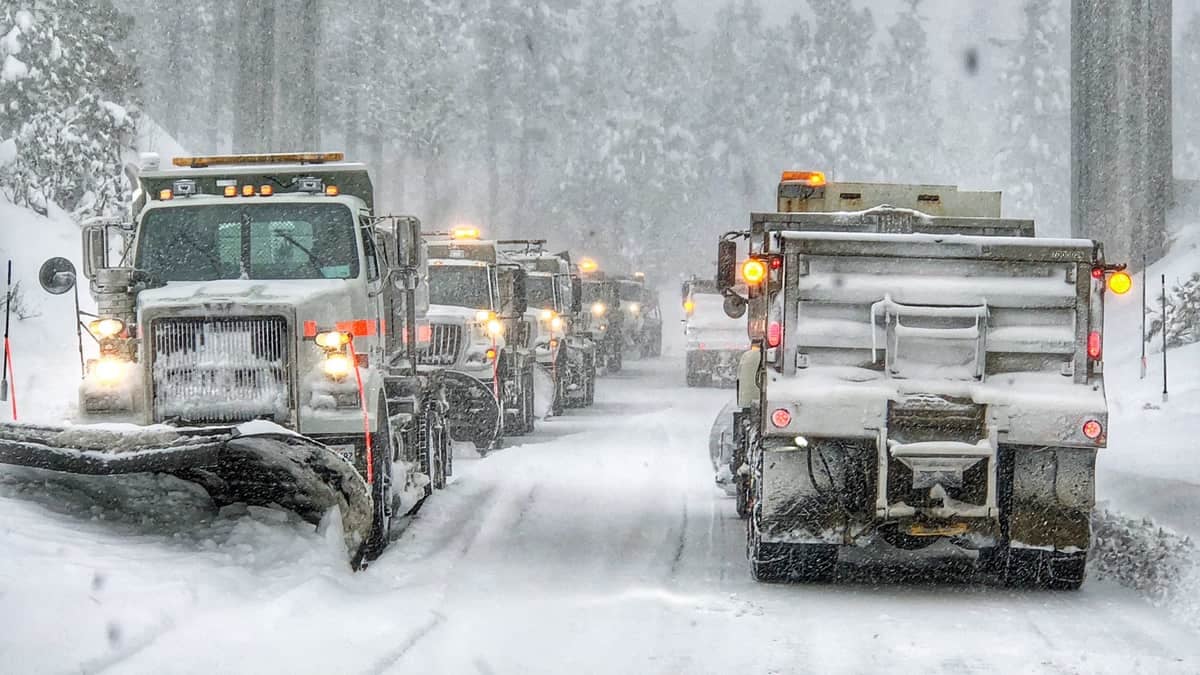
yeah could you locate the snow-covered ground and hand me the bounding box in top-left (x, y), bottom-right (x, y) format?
top-left (2, 199), bottom-right (1200, 673)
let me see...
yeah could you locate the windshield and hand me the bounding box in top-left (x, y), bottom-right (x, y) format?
top-left (617, 280), bottom-right (643, 301)
top-left (136, 203), bottom-right (359, 281)
top-left (581, 282), bottom-right (611, 304)
top-left (525, 275), bottom-right (556, 310)
top-left (428, 265), bottom-right (492, 309)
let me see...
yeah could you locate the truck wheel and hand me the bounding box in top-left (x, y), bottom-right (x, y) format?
top-left (522, 371), bottom-right (536, 433)
top-left (735, 479), bottom-right (750, 519)
top-left (552, 369), bottom-right (565, 417)
top-left (425, 411), bottom-right (446, 490)
top-left (585, 365), bottom-right (596, 406)
top-left (359, 400), bottom-right (396, 566)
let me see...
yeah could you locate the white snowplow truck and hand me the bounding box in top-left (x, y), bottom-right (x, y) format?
top-left (499, 240), bottom-right (597, 414)
top-left (0, 152), bottom-right (453, 568)
top-left (718, 171), bottom-right (1131, 589)
top-left (422, 227), bottom-right (537, 449)
top-left (682, 277), bottom-right (748, 387)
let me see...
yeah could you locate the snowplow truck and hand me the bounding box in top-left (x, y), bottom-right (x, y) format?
top-left (682, 277), bottom-right (748, 387)
top-left (616, 274), bottom-right (663, 358)
top-left (499, 240), bottom-right (597, 414)
top-left (0, 152), bottom-right (453, 568)
top-left (718, 171), bottom-right (1129, 589)
top-left (422, 227), bottom-right (537, 448)
top-left (577, 264), bottom-right (625, 373)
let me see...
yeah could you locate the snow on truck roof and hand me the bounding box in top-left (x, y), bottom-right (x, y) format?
top-left (777, 230), bottom-right (1098, 264)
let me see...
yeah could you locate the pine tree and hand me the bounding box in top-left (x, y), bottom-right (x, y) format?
top-left (873, 0), bottom-right (945, 182)
top-left (802, 0), bottom-right (882, 181)
top-left (0, 0), bottom-right (140, 216)
top-left (992, 0), bottom-right (1070, 233)
top-left (1176, 12), bottom-right (1200, 180)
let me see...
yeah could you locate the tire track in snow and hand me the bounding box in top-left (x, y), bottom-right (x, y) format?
top-left (79, 617), bottom-right (176, 675)
top-left (365, 610), bottom-right (446, 675)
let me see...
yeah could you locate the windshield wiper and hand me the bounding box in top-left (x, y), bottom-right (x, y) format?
top-left (271, 230), bottom-right (326, 277)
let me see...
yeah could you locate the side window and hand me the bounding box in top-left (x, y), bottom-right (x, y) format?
top-left (361, 220), bottom-right (380, 281)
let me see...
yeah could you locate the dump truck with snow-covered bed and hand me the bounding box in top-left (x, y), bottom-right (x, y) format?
top-left (682, 277), bottom-right (748, 387)
top-left (718, 172), bottom-right (1132, 589)
top-left (0, 152), bottom-right (453, 567)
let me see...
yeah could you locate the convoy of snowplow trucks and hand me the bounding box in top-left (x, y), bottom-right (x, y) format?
top-left (0, 154), bottom-right (1136, 590)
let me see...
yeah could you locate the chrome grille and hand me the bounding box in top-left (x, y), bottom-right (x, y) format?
top-left (151, 316), bottom-right (290, 423)
top-left (417, 323), bottom-right (462, 366)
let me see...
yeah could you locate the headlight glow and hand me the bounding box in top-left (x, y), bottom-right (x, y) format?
top-left (487, 318), bottom-right (504, 337)
top-left (475, 309), bottom-right (493, 322)
top-left (540, 309), bottom-right (555, 321)
top-left (92, 357), bottom-right (129, 386)
top-left (550, 316), bottom-right (564, 331)
top-left (89, 318), bottom-right (125, 339)
top-left (591, 302), bottom-right (606, 317)
top-left (323, 353), bottom-right (354, 380)
top-left (628, 302), bottom-right (640, 314)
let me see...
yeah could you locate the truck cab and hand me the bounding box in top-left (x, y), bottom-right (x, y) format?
top-left (500, 241), bottom-right (596, 413)
top-left (577, 261), bottom-right (624, 373)
top-left (718, 171), bottom-right (1129, 589)
top-left (615, 274), bottom-right (662, 357)
top-left (422, 227), bottom-right (536, 444)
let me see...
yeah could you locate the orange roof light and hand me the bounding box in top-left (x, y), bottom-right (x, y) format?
top-left (579, 258), bottom-right (599, 273)
top-left (241, 184), bottom-right (255, 197)
top-left (741, 258), bottom-right (767, 285)
top-left (158, 189), bottom-right (173, 200)
top-left (781, 170), bottom-right (827, 187)
top-left (259, 185), bottom-right (274, 197)
top-left (171, 152), bottom-right (345, 168)
top-left (451, 225), bottom-right (481, 240)
top-left (223, 185), bottom-right (237, 198)
top-left (324, 185), bottom-right (340, 197)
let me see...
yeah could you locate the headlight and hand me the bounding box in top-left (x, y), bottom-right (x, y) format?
top-left (487, 318), bottom-right (504, 337)
top-left (540, 309), bottom-right (555, 321)
top-left (591, 302), bottom-right (606, 317)
top-left (323, 353), bottom-right (354, 380)
top-left (89, 318), bottom-right (125, 339)
top-left (315, 331), bottom-right (350, 350)
top-left (627, 302), bottom-right (640, 314)
top-left (475, 309), bottom-right (494, 322)
top-left (550, 316), bottom-right (564, 331)
top-left (92, 357), bottom-right (130, 386)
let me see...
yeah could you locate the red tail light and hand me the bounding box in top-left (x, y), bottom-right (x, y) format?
top-left (1082, 419), bottom-right (1103, 440)
top-left (1087, 331), bottom-right (1102, 360)
top-left (770, 408), bottom-right (792, 428)
top-left (767, 321), bottom-right (782, 348)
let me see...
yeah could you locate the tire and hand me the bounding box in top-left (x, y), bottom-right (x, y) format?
top-left (751, 539), bottom-right (837, 583)
top-left (986, 546), bottom-right (1086, 591)
top-left (584, 353), bottom-right (596, 406)
top-left (522, 371), bottom-right (536, 433)
top-left (551, 368), bottom-right (565, 417)
top-left (685, 352), bottom-right (702, 387)
top-left (426, 410), bottom-right (447, 490)
top-left (359, 399), bottom-right (396, 566)
top-left (735, 478), bottom-right (750, 519)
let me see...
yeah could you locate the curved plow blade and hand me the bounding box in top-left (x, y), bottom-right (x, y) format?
top-left (441, 370), bottom-right (502, 448)
top-left (0, 422), bottom-right (373, 560)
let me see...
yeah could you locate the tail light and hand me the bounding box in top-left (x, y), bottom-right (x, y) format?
top-left (770, 408), bottom-right (792, 428)
top-left (1082, 419), bottom-right (1103, 440)
top-left (1087, 331), bottom-right (1102, 360)
top-left (767, 321), bottom-right (781, 348)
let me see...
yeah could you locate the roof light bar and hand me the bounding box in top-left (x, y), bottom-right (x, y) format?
top-left (171, 152), bottom-right (345, 168)
top-left (781, 170), bottom-right (827, 187)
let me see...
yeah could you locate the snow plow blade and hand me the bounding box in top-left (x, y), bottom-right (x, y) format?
top-left (0, 422), bottom-right (373, 557)
top-left (441, 370), bottom-right (503, 449)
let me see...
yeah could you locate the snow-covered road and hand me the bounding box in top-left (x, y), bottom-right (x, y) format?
top-left (2, 357), bottom-right (1199, 674)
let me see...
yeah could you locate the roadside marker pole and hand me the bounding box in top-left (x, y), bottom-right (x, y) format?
top-left (1140, 254), bottom-right (1147, 379)
top-left (1162, 274), bottom-right (1168, 403)
top-left (1, 259), bottom-right (15, 419)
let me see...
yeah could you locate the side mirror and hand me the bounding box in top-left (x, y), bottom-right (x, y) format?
top-left (723, 293), bottom-right (747, 319)
top-left (82, 226), bottom-right (107, 280)
top-left (717, 240), bottom-right (737, 292)
top-left (38, 257), bottom-right (77, 295)
top-left (399, 217), bottom-right (422, 268)
top-left (571, 277), bottom-right (583, 314)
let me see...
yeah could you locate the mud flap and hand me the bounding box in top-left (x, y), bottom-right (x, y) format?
top-left (441, 370), bottom-right (503, 448)
top-left (0, 422), bottom-right (374, 559)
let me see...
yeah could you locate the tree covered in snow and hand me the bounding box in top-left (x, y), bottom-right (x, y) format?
top-left (1147, 272), bottom-right (1200, 350)
top-left (872, 0), bottom-right (946, 182)
top-left (0, 1), bottom-right (139, 217)
top-left (992, 0), bottom-right (1070, 232)
top-left (1176, 11), bottom-right (1200, 180)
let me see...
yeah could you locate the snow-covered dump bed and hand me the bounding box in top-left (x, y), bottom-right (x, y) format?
top-left (685, 293), bottom-right (746, 350)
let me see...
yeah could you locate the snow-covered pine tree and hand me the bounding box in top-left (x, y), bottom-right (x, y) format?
top-left (991, 0), bottom-right (1070, 234)
top-left (872, 0), bottom-right (945, 183)
top-left (0, 0), bottom-right (140, 216)
top-left (802, 0), bottom-right (882, 181)
top-left (1176, 11), bottom-right (1200, 180)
